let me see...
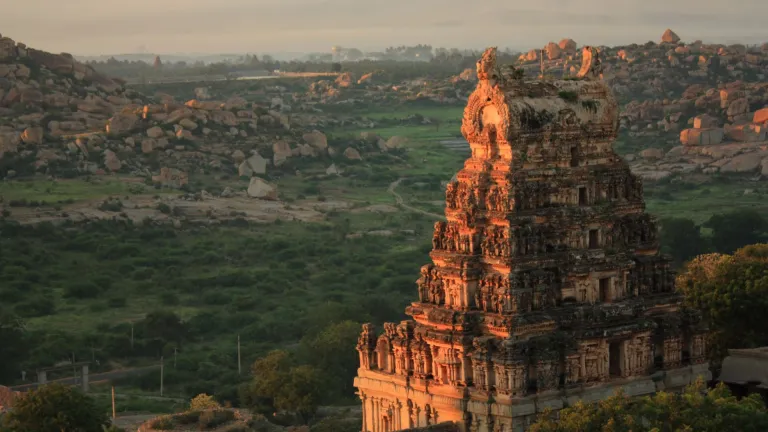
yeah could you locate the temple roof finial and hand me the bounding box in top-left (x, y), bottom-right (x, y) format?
top-left (477, 47), bottom-right (498, 81)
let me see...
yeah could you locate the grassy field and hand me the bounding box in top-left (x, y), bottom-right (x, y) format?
top-left (645, 179), bottom-right (768, 225)
top-left (0, 177), bottom-right (150, 204)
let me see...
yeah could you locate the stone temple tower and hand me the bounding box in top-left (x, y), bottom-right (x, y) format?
top-left (354, 47), bottom-right (711, 432)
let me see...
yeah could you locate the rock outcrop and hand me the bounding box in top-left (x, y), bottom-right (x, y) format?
top-left (247, 177), bottom-right (278, 200)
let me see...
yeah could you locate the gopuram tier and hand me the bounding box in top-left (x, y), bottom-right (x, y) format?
top-left (354, 47), bottom-right (711, 432)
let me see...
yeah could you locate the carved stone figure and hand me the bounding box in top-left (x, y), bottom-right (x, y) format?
top-left (477, 47), bottom-right (498, 82)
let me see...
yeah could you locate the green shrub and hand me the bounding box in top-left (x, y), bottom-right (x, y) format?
top-left (198, 409), bottom-right (234, 429)
top-left (150, 416), bottom-right (175, 430)
top-left (64, 282), bottom-right (102, 299)
top-left (557, 90), bottom-right (578, 102)
top-left (107, 297), bottom-right (127, 308)
top-left (157, 203), bottom-right (171, 214)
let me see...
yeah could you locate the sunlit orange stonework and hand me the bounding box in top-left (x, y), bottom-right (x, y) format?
top-left (354, 47), bottom-right (711, 432)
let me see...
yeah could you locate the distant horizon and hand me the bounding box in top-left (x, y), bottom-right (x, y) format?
top-left (70, 35), bottom-right (768, 60)
top-left (3, 0), bottom-right (767, 57)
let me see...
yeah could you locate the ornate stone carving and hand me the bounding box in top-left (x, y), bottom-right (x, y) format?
top-left (356, 47), bottom-right (707, 431)
top-left (476, 47), bottom-right (498, 82)
top-left (663, 337), bottom-right (683, 369)
top-left (357, 323), bottom-right (377, 370)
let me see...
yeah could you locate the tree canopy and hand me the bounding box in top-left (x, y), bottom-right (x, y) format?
top-left (659, 217), bottom-right (709, 265)
top-left (1, 383), bottom-right (110, 432)
top-left (529, 379), bottom-right (768, 432)
top-left (0, 313), bottom-right (27, 383)
top-left (676, 243), bottom-right (768, 363)
top-left (239, 350), bottom-right (323, 423)
top-left (704, 209), bottom-right (767, 254)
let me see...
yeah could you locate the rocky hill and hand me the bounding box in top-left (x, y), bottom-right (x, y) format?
top-left (0, 33), bottom-right (390, 199)
top-left (2, 28), bottom-right (768, 195)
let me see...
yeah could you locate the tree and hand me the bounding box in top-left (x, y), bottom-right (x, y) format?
top-left (240, 350), bottom-right (323, 423)
top-left (0, 313), bottom-right (27, 382)
top-left (142, 310), bottom-right (186, 346)
top-left (331, 62), bottom-right (342, 73)
top-left (704, 209), bottom-right (767, 254)
top-left (300, 321), bottom-right (360, 401)
top-left (529, 378), bottom-right (768, 432)
top-left (677, 244), bottom-right (768, 363)
top-left (189, 393), bottom-right (221, 411)
top-left (1, 383), bottom-right (110, 432)
top-left (659, 217), bottom-right (709, 265)
top-left (274, 365), bottom-right (322, 423)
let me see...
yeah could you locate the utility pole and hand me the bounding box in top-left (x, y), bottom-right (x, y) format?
top-left (111, 386), bottom-right (116, 420)
top-left (160, 356), bottom-right (164, 397)
top-left (540, 49), bottom-right (545, 78)
top-left (237, 334), bottom-right (242, 375)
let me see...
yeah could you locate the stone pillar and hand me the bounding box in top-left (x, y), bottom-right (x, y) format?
top-left (81, 364), bottom-right (89, 392)
top-left (37, 370), bottom-right (47, 385)
top-left (361, 394), bottom-right (368, 432)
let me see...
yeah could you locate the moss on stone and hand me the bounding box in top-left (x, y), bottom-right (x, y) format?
top-left (558, 91), bottom-right (579, 103)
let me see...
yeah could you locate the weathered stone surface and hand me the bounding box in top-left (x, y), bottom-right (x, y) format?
top-left (179, 118), bottom-right (198, 130)
top-left (640, 148), bottom-right (664, 160)
top-left (680, 128), bottom-right (724, 145)
top-left (544, 42), bottom-right (562, 60)
top-left (385, 136), bottom-right (408, 149)
top-left (247, 177), bottom-right (278, 200)
top-left (0, 38), bottom-right (17, 61)
top-left (272, 140), bottom-right (292, 166)
top-left (558, 38), bottom-right (577, 52)
top-left (231, 150), bottom-right (246, 163)
top-left (146, 126), bottom-right (164, 139)
top-left (141, 138), bottom-right (155, 154)
top-left (239, 153), bottom-right (267, 176)
top-left (662, 29), bottom-right (681, 44)
top-left (152, 168), bottom-right (188, 188)
top-left (720, 152), bottom-right (768, 173)
top-left (727, 98), bottom-right (749, 117)
top-left (20, 126), bottom-right (43, 145)
top-left (103, 149), bottom-right (121, 171)
top-left (326, 163), bottom-right (340, 175)
top-left (343, 147), bottom-right (362, 160)
top-left (19, 88), bottom-right (43, 104)
top-left (754, 107), bottom-right (768, 125)
top-left (210, 109), bottom-right (238, 126)
top-left (303, 130), bottom-right (328, 150)
top-left (223, 96), bottom-right (247, 110)
top-left (106, 113), bottom-right (139, 135)
top-left (185, 99), bottom-right (221, 110)
top-left (725, 124), bottom-right (765, 142)
top-left (693, 114), bottom-right (718, 129)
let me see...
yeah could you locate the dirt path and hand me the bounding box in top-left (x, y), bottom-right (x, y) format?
top-left (388, 178), bottom-right (446, 221)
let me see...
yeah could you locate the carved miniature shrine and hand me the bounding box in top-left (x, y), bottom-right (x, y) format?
top-left (354, 47), bottom-right (711, 432)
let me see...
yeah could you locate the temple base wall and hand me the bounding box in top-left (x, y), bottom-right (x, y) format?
top-left (355, 364), bottom-right (711, 432)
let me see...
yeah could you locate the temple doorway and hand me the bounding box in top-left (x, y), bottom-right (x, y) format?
top-left (609, 342), bottom-right (622, 377)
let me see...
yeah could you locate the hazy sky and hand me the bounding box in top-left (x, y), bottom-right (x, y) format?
top-left (2, 0), bottom-right (766, 55)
